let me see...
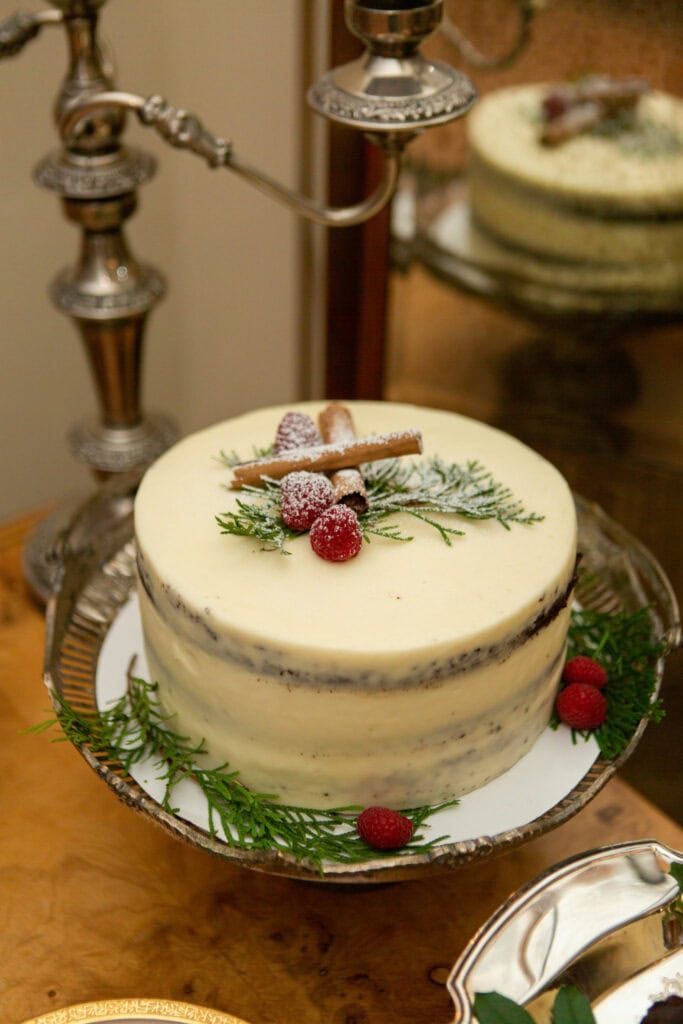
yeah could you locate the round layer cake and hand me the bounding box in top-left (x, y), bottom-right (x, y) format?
top-left (467, 83), bottom-right (683, 283)
top-left (134, 401), bottom-right (577, 810)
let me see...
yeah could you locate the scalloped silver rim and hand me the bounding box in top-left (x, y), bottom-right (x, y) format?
top-left (446, 838), bottom-right (683, 1022)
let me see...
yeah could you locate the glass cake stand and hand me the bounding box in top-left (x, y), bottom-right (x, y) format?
top-left (42, 474), bottom-right (680, 884)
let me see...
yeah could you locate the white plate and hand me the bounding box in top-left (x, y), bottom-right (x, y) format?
top-left (97, 595), bottom-right (599, 852)
top-left (595, 946), bottom-right (683, 1023)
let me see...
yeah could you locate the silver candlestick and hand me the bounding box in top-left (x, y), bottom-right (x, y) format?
top-left (1, 0), bottom-right (476, 599)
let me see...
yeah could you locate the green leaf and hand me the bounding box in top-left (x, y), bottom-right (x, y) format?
top-left (472, 992), bottom-right (535, 1023)
top-left (559, 604), bottom-right (667, 761)
top-left (670, 863), bottom-right (683, 890)
top-left (551, 985), bottom-right (596, 1024)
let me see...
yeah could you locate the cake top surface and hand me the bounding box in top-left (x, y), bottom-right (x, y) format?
top-left (134, 402), bottom-right (576, 664)
top-left (468, 83), bottom-right (683, 212)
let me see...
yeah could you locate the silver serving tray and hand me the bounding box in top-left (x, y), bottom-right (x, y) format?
top-left (448, 838), bottom-right (683, 1022)
top-left (43, 473), bottom-right (680, 883)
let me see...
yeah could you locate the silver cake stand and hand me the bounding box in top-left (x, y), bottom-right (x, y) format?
top-left (42, 474), bottom-right (680, 884)
top-left (396, 177), bottom-right (683, 450)
top-left (410, 179), bottom-right (683, 319)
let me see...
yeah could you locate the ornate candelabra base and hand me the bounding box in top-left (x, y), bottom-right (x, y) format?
top-left (3, 0), bottom-right (478, 600)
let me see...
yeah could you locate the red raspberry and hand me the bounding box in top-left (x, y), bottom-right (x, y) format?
top-left (310, 505), bottom-right (362, 562)
top-left (280, 471), bottom-right (334, 532)
top-left (556, 682), bottom-right (608, 730)
top-left (543, 87), bottom-right (572, 120)
top-left (357, 806), bottom-right (414, 851)
top-left (273, 411), bottom-right (321, 454)
top-left (562, 655), bottom-right (608, 689)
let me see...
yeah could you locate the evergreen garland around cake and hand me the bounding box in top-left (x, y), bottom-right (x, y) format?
top-left (30, 599), bottom-right (666, 869)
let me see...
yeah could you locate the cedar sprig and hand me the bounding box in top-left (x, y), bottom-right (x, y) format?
top-left (216, 479), bottom-right (298, 554)
top-left (29, 674), bottom-right (457, 872)
top-left (361, 456), bottom-right (544, 544)
top-left (218, 445), bottom-right (274, 468)
top-left (215, 455), bottom-right (544, 552)
top-left (555, 605), bottom-right (666, 760)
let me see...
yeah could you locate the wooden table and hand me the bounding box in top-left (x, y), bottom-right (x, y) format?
top-left (2, 512), bottom-right (682, 1024)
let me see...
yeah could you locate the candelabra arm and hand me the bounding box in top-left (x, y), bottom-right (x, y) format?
top-left (226, 146), bottom-right (402, 228)
top-left (61, 91), bottom-right (404, 228)
top-left (440, 0), bottom-right (534, 70)
top-left (0, 8), bottom-right (62, 58)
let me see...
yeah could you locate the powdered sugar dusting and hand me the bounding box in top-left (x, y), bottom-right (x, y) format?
top-left (274, 411), bottom-right (322, 454)
top-left (281, 471), bottom-right (335, 532)
top-left (232, 429), bottom-right (423, 488)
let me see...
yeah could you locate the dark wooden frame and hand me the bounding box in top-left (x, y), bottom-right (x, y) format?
top-left (324, 1), bottom-right (391, 400)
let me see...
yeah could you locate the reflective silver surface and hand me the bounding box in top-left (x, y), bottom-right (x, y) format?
top-left (1, 0), bottom-right (476, 601)
top-left (448, 840), bottom-right (683, 1022)
top-left (0, 0), bottom-right (177, 600)
top-left (42, 477), bottom-right (679, 884)
top-left (0, 8), bottom-right (62, 57)
top-left (414, 191), bottom-right (683, 318)
top-left (58, 1), bottom-right (476, 229)
top-left (439, 0), bottom-right (535, 71)
top-left (308, 0), bottom-right (477, 139)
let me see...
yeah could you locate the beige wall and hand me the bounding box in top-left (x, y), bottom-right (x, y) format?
top-left (0, 0), bottom-right (311, 521)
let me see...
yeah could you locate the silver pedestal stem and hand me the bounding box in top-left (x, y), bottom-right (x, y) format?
top-left (1, 0), bottom-right (176, 598)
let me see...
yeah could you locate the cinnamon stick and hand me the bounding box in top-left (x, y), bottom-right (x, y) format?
top-left (541, 75), bottom-right (649, 146)
top-left (318, 403), bottom-right (368, 512)
top-left (231, 429), bottom-right (423, 489)
top-left (541, 101), bottom-right (604, 146)
top-left (572, 75), bottom-right (649, 112)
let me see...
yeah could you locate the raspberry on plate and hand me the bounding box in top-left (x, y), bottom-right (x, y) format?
top-left (556, 681), bottom-right (608, 730)
top-left (273, 411), bottom-right (321, 454)
top-left (280, 471), bottom-right (334, 532)
top-left (310, 504), bottom-right (362, 562)
top-left (562, 655), bottom-right (609, 689)
top-left (356, 806), bottom-right (414, 850)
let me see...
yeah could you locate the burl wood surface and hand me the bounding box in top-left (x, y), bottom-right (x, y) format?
top-left (1, 513), bottom-right (682, 1024)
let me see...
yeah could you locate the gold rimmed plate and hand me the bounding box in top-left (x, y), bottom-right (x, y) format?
top-left (22, 998), bottom-right (248, 1024)
top-left (43, 474), bottom-right (679, 883)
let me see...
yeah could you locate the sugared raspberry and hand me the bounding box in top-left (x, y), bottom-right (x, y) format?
top-left (309, 505), bottom-right (362, 562)
top-left (273, 411), bottom-right (321, 454)
top-left (280, 471), bottom-right (334, 532)
top-left (562, 655), bottom-right (608, 689)
top-left (357, 806), bottom-right (414, 851)
top-left (556, 682), bottom-right (608, 730)
top-left (543, 87), bottom-right (572, 120)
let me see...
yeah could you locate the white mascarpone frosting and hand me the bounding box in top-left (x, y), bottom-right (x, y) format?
top-left (134, 401), bottom-right (577, 809)
top-left (467, 84), bottom-right (683, 273)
